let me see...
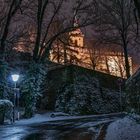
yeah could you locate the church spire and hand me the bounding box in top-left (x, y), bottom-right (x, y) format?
top-left (74, 11), bottom-right (79, 27)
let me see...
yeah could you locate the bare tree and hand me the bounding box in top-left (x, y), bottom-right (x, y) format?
top-left (26, 0), bottom-right (97, 63)
top-left (86, 41), bottom-right (101, 70)
top-left (94, 0), bottom-right (136, 78)
top-left (0, 0), bottom-right (29, 99)
top-left (0, 0), bottom-right (23, 60)
top-left (104, 52), bottom-right (127, 78)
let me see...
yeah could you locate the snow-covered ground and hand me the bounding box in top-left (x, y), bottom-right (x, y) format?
top-left (15, 112), bottom-right (70, 125)
top-left (0, 112), bottom-right (125, 140)
top-left (14, 112), bottom-right (123, 126)
top-left (105, 115), bottom-right (140, 140)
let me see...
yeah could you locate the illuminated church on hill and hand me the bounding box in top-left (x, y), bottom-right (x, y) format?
top-left (13, 16), bottom-right (133, 78)
top-left (50, 23), bottom-right (133, 78)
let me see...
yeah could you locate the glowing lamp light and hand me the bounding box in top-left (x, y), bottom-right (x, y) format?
top-left (11, 74), bottom-right (19, 82)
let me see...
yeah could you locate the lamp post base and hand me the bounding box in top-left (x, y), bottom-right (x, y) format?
top-left (17, 112), bottom-right (20, 120)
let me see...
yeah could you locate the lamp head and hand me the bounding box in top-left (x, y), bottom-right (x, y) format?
top-left (11, 74), bottom-right (19, 82)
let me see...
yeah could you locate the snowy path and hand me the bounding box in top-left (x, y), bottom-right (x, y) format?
top-left (13, 112), bottom-right (125, 126)
top-left (0, 112), bottom-right (125, 140)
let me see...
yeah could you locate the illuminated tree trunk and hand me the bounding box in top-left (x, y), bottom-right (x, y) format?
top-left (123, 42), bottom-right (131, 78)
top-left (63, 45), bottom-right (67, 65)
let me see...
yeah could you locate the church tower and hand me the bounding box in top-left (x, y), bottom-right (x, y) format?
top-left (69, 15), bottom-right (84, 47)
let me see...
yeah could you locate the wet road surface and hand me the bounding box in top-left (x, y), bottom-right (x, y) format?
top-left (0, 113), bottom-right (125, 140)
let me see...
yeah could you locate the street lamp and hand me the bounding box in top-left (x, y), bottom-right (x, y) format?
top-left (117, 78), bottom-right (123, 112)
top-left (11, 74), bottom-right (20, 122)
top-left (11, 74), bottom-right (19, 82)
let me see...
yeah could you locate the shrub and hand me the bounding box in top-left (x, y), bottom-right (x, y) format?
top-left (0, 99), bottom-right (13, 124)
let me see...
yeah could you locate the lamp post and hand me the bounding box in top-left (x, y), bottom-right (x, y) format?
top-left (117, 78), bottom-right (123, 112)
top-left (11, 74), bottom-right (19, 122)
